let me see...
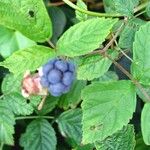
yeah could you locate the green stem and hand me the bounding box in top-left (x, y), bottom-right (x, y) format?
top-left (62, 0), bottom-right (122, 17)
top-left (134, 1), bottom-right (149, 13)
top-left (0, 95), bottom-right (4, 99)
top-left (0, 143), bottom-right (4, 150)
top-left (15, 116), bottom-right (54, 120)
top-left (47, 40), bottom-right (56, 49)
top-left (63, 0), bottom-right (149, 18)
top-left (135, 10), bottom-right (146, 17)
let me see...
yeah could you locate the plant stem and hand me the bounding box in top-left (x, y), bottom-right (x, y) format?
top-left (89, 20), bottom-right (150, 101)
top-left (47, 40), bottom-right (56, 49)
top-left (15, 116), bottom-right (54, 120)
top-left (118, 48), bottom-right (133, 62)
top-left (102, 22), bottom-right (125, 52)
top-left (90, 20), bottom-right (125, 56)
top-left (105, 53), bottom-right (150, 101)
top-left (0, 95), bottom-right (4, 99)
top-left (134, 1), bottom-right (149, 13)
top-left (62, 0), bottom-right (122, 17)
top-left (0, 143), bottom-right (3, 150)
top-left (38, 95), bottom-right (47, 110)
top-left (135, 10), bottom-right (146, 17)
top-left (63, 0), bottom-right (149, 18)
top-left (112, 35), bottom-right (133, 62)
top-left (93, 20), bottom-right (150, 101)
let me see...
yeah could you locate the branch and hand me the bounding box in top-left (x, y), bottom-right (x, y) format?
top-left (0, 143), bottom-right (4, 150)
top-left (102, 22), bottom-right (125, 53)
top-left (89, 20), bottom-right (150, 101)
top-left (15, 116), bottom-right (54, 120)
top-left (47, 0), bottom-right (95, 7)
top-left (105, 53), bottom-right (150, 101)
top-left (47, 40), bottom-right (56, 49)
top-left (62, 0), bottom-right (149, 18)
top-left (90, 20), bottom-right (126, 55)
top-left (134, 1), bottom-right (149, 13)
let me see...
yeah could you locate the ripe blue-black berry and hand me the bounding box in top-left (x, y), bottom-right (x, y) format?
top-left (42, 60), bottom-right (55, 74)
top-left (40, 58), bottom-right (75, 97)
top-left (49, 91), bottom-right (62, 97)
top-left (40, 76), bottom-right (49, 88)
top-left (49, 83), bottom-right (65, 94)
top-left (48, 69), bottom-right (62, 84)
top-left (62, 72), bottom-right (74, 86)
top-left (68, 62), bottom-right (75, 72)
top-left (55, 60), bottom-right (68, 72)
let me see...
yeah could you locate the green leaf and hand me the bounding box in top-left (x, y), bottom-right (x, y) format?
top-left (38, 96), bottom-right (59, 115)
top-left (119, 18), bottom-right (146, 49)
top-left (132, 22), bottom-right (150, 85)
top-left (77, 50), bottom-right (118, 80)
top-left (93, 71), bottom-right (118, 83)
top-left (0, 25), bottom-right (36, 58)
top-left (3, 93), bottom-right (34, 116)
top-left (3, 93), bottom-right (34, 115)
top-left (119, 25), bottom-right (136, 49)
top-left (95, 125), bottom-right (136, 150)
top-left (0, 0), bottom-right (52, 42)
top-left (0, 45), bottom-right (55, 74)
top-left (20, 119), bottom-right (57, 150)
top-left (0, 101), bottom-right (15, 145)
top-left (114, 0), bottom-right (139, 16)
top-left (57, 109), bottom-right (82, 145)
top-left (81, 80), bottom-right (136, 144)
top-left (103, 0), bottom-right (139, 16)
top-left (76, 0), bottom-right (88, 21)
top-left (59, 80), bottom-right (86, 110)
top-left (2, 74), bottom-right (22, 94)
top-left (141, 103), bottom-right (150, 145)
top-left (103, 0), bottom-right (117, 13)
top-left (57, 18), bottom-right (118, 57)
top-left (1, 74), bottom-right (41, 115)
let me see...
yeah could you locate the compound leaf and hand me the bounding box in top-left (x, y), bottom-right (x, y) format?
top-left (2, 74), bottom-right (41, 115)
top-left (20, 119), bottom-right (57, 150)
top-left (103, 0), bottom-right (139, 16)
top-left (2, 74), bottom-right (22, 94)
top-left (119, 18), bottom-right (146, 49)
top-left (141, 103), bottom-right (150, 145)
top-left (95, 125), bottom-right (136, 150)
top-left (81, 80), bottom-right (136, 144)
top-left (77, 49), bottom-right (118, 80)
top-left (57, 18), bottom-right (118, 57)
top-left (76, 0), bottom-right (88, 21)
top-left (132, 22), bottom-right (150, 85)
top-left (0, 101), bottom-right (15, 145)
top-left (0, 25), bottom-right (36, 58)
top-left (0, 0), bottom-right (52, 42)
top-left (57, 109), bottom-right (82, 145)
top-left (0, 45), bottom-right (55, 75)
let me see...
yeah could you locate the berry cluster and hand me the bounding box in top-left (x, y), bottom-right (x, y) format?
top-left (40, 58), bottom-right (75, 97)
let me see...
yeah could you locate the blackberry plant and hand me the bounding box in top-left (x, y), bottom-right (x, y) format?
top-left (0, 0), bottom-right (150, 150)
